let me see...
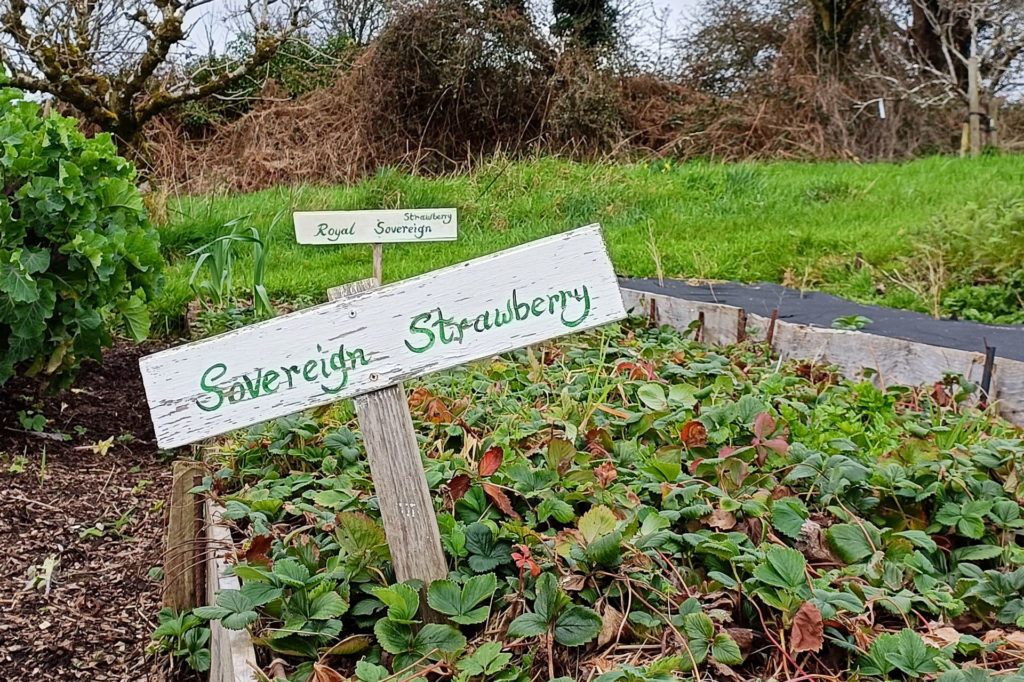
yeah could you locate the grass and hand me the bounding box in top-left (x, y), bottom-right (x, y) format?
top-left (154, 155), bottom-right (1024, 330)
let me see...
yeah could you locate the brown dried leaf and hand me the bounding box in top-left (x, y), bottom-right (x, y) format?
top-left (680, 420), bottom-right (708, 448)
top-left (478, 446), bottom-right (504, 477)
top-left (790, 601), bottom-right (824, 653)
top-left (587, 657), bottom-right (618, 675)
top-left (705, 509), bottom-right (737, 530)
top-left (796, 520), bottom-right (839, 563)
top-left (424, 396), bottom-right (453, 424)
top-left (268, 658), bottom-right (288, 680)
top-left (1003, 631), bottom-right (1024, 650)
top-left (595, 461), bottom-right (618, 487)
top-left (447, 474), bottom-right (471, 502)
top-left (408, 386), bottom-right (432, 409)
top-left (922, 627), bottom-right (962, 649)
top-left (597, 604), bottom-right (624, 648)
top-left (312, 662), bottom-right (346, 682)
top-left (931, 381), bottom-right (951, 407)
top-left (982, 629), bottom-right (1006, 645)
top-left (726, 628), bottom-right (755, 654)
top-left (244, 534), bottom-right (273, 567)
top-left (709, 660), bottom-right (745, 682)
top-left (561, 574), bottom-right (586, 592)
top-left (482, 482), bottom-right (520, 520)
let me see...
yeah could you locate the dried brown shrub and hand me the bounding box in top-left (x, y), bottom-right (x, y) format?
top-left (147, 2), bottom-right (969, 193)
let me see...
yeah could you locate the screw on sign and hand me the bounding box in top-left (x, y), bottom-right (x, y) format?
top-left (140, 225), bottom-right (626, 596)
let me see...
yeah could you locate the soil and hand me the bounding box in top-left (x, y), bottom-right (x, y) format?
top-left (0, 344), bottom-right (193, 681)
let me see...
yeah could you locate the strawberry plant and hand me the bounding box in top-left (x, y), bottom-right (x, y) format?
top-left (172, 319), bottom-right (1024, 681)
top-left (150, 607), bottom-right (211, 672)
top-left (506, 572), bottom-right (602, 646)
top-left (372, 582), bottom-right (466, 670)
top-left (0, 86), bottom-right (162, 387)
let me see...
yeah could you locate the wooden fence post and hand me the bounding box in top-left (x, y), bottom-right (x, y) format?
top-left (164, 460), bottom-right (206, 610)
top-left (989, 97), bottom-right (1004, 150)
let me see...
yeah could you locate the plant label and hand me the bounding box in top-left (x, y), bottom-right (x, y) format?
top-left (293, 209), bottom-right (458, 244)
top-left (141, 225), bottom-right (625, 448)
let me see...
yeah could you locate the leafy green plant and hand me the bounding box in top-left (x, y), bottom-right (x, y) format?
top-left (427, 573), bottom-right (497, 624)
top-left (194, 589), bottom-right (260, 630)
top-left (677, 609), bottom-right (743, 671)
top-left (455, 642), bottom-right (516, 681)
top-left (0, 86), bottom-right (162, 387)
top-left (506, 573), bottom-right (602, 646)
top-left (17, 410), bottom-right (45, 432)
top-left (594, 657), bottom-right (686, 682)
top-left (188, 211), bottom-right (281, 320)
top-left (859, 629), bottom-right (947, 677)
top-left (151, 607), bottom-right (212, 672)
top-left (177, 319), bottom-right (1024, 681)
top-left (831, 314), bottom-right (872, 330)
top-left (229, 557), bottom-right (350, 658)
top-left (373, 582), bottom-right (467, 671)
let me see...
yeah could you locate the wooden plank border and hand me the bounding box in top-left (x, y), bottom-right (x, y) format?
top-left (206, 500), bottom-right (259, 682)
top-left (620, 287), bottom-right (1024, 429)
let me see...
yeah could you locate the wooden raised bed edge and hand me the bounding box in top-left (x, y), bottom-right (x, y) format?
top-left (206, 500), bottom-right (260, 682)
top-left (620, 287), bottom-right (1024, 429)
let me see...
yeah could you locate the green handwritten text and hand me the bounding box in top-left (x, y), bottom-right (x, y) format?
top-left (196, 343), bottom-right (369, 412)
top-left (405, 285), bottom-right (591, 353)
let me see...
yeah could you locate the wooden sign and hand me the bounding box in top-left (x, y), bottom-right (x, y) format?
top-left (141, 225), bottom-right (625, 449)
top-left (293, 209), bottom-right (458, 245)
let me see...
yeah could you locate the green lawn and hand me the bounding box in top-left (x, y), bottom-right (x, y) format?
top-left (155, 155), bottom-right (1024, 329)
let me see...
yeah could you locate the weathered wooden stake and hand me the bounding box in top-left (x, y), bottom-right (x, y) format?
top-left (164, 460), bottom-right (206, 610)
top-left (206, 501), bottom-right (259, 682)
top-left (355, 385), bottom-right (449, 586)
top-left (328, 279), bottom-right (448, 614)
top-left (372, 243), bottom-right (383, 285)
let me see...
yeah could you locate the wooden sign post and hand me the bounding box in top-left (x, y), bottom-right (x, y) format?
top-left (141, 225), bottom-right (625, 590)
top-left (294, 209), bottom-right (458, 284)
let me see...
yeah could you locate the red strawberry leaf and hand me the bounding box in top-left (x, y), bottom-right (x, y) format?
top-left (482, 482), bottom-right (520, 520)
top-left (448, 474), bottom-right (471, 501)
top-left (478, 446), bottom-right (504, 478)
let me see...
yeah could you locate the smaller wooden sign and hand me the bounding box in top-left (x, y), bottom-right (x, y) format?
top-left (294, 209), bottom-right (458, 245)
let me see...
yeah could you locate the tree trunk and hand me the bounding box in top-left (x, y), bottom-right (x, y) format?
top-left (909, 0), bottom-right (970, 92)
top-left (968, 29), bottom-right (981, 157)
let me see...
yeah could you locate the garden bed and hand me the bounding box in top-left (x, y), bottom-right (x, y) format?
top-left (620, 282), bottom-right (1024, 428)
top-left (0, 344), bottom-right (177, 681)
top-left (176, 318), bottom-right (1024, 682)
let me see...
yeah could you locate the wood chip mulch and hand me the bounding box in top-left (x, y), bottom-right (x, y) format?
top-left (0, 344), bottom-right (194, 681)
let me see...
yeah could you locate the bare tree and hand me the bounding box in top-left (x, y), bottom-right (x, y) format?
top-left (319, 0), bottom-right (390, 44)
top-left (905, 0), bottom-right (1024, 100)
top-left (0, 0), bottom-right (311, 157)
top-left (807, 0), bottom-right (876, 54)
top-left (677, 0), bottom-right (798, 95)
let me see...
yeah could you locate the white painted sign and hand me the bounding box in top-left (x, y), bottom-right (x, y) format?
top-left (294, 209), bottom-right (458, 244)
top-left (141, 225), bottom-right (625, 448)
